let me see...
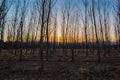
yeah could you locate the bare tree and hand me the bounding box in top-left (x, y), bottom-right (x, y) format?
top-left (82, 0), bottom-right (89, 57)
top-left (103, 0), bottom-right (111, 56)
top-left (19, 0), bottom-right (27, 60)
top-left (114, 0), bottom-right (120, 51)
top-left (37, 0), bottom-right (46, 74)
top-left (98, 0), bottom-right (105, 55)
top-left (0, 0), bottom-right (12, 53)
top-left (92, 0), bottom-right (101, 61)
top-left (11, 0), bottom-right (19, 55)
top-left (53, 10), bottom-right (57, 53)
top-left (46, 0), bottom-right (52, 61)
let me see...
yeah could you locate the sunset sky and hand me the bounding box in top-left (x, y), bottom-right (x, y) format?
top-left (3, 0), bottom-right (117, 42)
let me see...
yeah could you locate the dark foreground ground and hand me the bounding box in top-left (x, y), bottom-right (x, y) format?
top-left (0, 49), bottom-right (120, 80)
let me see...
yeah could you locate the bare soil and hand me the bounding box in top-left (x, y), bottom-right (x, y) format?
top-left (0, 49), bottom-right (120, 80)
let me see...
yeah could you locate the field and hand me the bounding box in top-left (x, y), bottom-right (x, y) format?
top-left (0, 49), bottom-right (120, 80)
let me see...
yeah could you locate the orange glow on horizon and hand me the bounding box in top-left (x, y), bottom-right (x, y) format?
top-left (3, 31), bottom-right (117, 43)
